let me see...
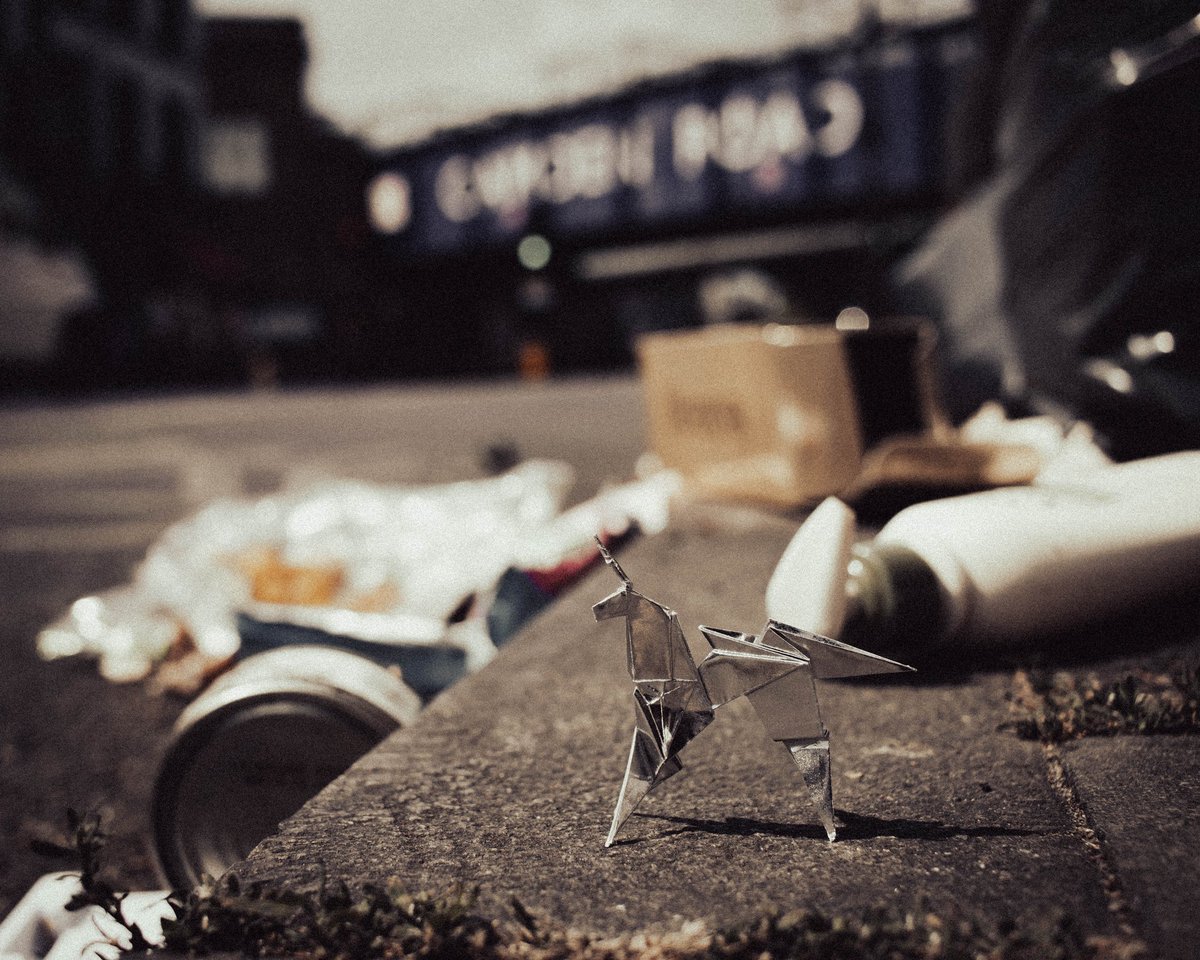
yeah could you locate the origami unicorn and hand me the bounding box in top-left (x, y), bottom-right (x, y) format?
top-left (592, 540), bottom-right (913, 846)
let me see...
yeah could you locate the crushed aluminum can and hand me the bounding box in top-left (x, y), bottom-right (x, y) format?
top-left (151, 645), bottom-right (420, 888)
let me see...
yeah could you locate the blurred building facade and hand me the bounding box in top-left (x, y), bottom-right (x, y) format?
top-left (0, 0), bottom-right (203, 195)
top-left (0, 0), bottom-right (205, 388)
top-left (364, 11), bottom-right (981, 377)
top-left (1, 2), bottom-right (987, 390)
top-left (0, 4), bottom-right (382, 391)
top-left (193, 17), bottom-right (377, 386)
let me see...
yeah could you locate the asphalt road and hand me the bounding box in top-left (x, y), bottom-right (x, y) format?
top-left (0, 376), bottom-right (645, 916)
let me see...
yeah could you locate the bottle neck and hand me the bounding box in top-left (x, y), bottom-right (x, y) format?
top-left (841, 543), bottom-right (948, 655)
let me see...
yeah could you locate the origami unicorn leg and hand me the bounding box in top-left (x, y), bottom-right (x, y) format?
top-left (593, 541), bottom-right (716, 847)
top-left (605, 684), bottom-right (702, 846)
top-left (606, 723), bottom-right (683, 847)
top-left (698, 625), bottom-right (840, 841)
top-left (783, 736), bottom-right (836, 841)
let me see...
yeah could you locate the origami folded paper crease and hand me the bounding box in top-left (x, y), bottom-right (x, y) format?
top-left (592, 539), bottom-right (913, 846)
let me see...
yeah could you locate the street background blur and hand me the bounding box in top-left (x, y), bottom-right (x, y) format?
top-left (3, 0), bottom-right (1200, 952)
top-left (5, 1), bottom-right (1197, 444)
top-left (2, 0), bottom-right (986, 394)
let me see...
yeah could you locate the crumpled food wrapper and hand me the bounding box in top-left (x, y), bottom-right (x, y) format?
top-left (38, 461), bottom-right (680, 687)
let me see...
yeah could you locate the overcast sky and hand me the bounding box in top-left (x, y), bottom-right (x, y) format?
top-left (196, 0), bottom-right (968, 146)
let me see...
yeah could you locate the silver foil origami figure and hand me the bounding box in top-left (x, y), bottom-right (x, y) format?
top-left (592, 540), bottom-right (914, 846)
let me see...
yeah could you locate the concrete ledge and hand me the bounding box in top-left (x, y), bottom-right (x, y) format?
top-left (237, 508), bottom-right (1114, 936)
top-left (1059, 737), bottom-right (1200, 960)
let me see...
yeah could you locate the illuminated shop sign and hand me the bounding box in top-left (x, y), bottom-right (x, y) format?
top-left (369, 29), bottom-right (975, 250)
top-left (430, 119), bottom-right (654, 224)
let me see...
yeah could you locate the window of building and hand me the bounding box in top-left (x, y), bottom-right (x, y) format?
top-left (159, 96), bottom-right (191, 185)
top-left (159, 0), bottom-right (188, 54)
top-left (44, 49), bottom-right (91, 159)
top-left (201, 117), bottom-right (272, 195)
top-left (0, 2), bottom-right (20, 57)
top-left (104, 0), bottom-right (140, 38)
top-left (110, 74), bottom-right (142, 173)
top-left (6, 0), bottom-right (59, 48)
top-left (56, 0), bottom-right (91, 22)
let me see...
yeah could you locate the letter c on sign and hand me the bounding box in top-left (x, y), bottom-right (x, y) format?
top-left (811, 79), bottom-right (863, 158)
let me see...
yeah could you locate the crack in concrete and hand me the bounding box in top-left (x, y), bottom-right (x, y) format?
top-left (1009, 668), bottom-right (1139, 941)
top-left (1041, 741), bottom-right (1136, 938)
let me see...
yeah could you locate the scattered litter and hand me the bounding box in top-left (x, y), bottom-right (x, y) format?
top-left (959, 402), bottom-right (1113, 482)
top-left (38, 462), bottom-right (681, 693)
top-left (0, 874), bottom-right (171, 960)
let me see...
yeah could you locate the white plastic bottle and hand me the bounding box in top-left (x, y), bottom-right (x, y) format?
top-left (767, 452), bottom-right (1200, 651)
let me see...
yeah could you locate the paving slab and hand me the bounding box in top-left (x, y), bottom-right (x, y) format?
top-left (237, 506), bottom-right (1115, 937)
top-left (1058, 736), bottom-right (1200, 960)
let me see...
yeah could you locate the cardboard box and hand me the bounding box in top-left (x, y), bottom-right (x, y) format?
top-left (637, 322), bottom-right (938, 506)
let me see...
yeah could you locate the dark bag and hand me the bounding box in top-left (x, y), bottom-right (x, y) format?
top-left (894, 2), bottom-right (1200, 458)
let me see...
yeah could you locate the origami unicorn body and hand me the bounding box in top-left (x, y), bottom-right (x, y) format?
top-left (592, 540), bottom-right (913, 846)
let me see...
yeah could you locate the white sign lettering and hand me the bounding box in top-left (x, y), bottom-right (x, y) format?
top-left (433, 119), bottom-right (657, 223)
top-left (424, 78), bottom-right (867, 226)
top-left (672, 82), bottom-right (862, 180)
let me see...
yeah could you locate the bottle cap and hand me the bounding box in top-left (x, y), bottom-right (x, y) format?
top-left (766, 497), bottom-right (857, 637)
